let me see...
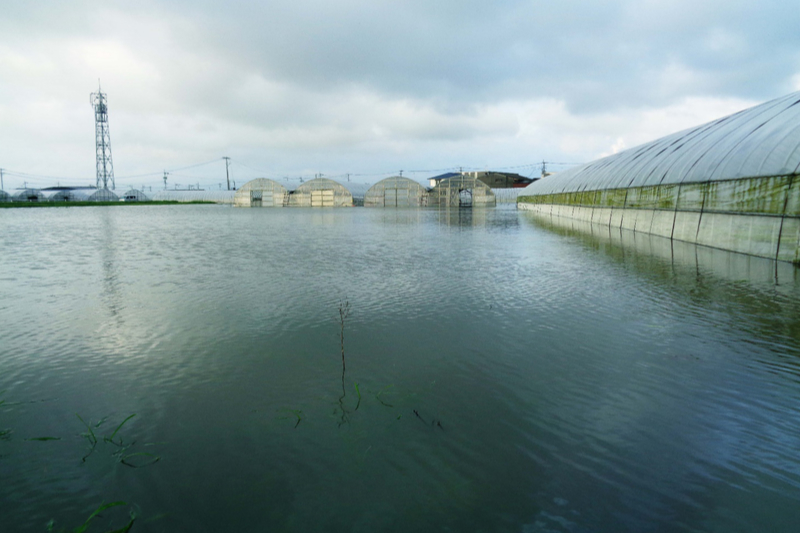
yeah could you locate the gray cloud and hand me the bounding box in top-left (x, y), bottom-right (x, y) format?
top-left (0, 0), bottom-right (799, 188)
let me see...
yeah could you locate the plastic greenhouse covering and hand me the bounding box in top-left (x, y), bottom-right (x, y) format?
top-left (364, 176), bottom-right (429, 206)
top-left (522, 90), bottom-right (800, 195)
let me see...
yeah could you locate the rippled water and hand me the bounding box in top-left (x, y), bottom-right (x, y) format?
top-left (1, 205), bottom-right (800, 532)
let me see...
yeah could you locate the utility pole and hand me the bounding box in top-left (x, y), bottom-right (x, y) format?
top-left (0, 168), bottom-right (4, 191)
top-left (163, 171), bottom-right (168, 190)
top-left (223, 157), bottom-right (231, 190)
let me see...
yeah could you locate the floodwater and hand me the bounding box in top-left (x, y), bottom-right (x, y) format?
top-left (1, 204), bottom-right (799, 533)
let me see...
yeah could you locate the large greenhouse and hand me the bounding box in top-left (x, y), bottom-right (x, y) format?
top-left (364, 176), bottom-right (430, 207)
top-left (287, 178), bottom-right (353, 207)
top-left (518, 90), bottom-right (800, 264)
top-left (234, 178), bottom-right (289, 207)
top-left (0, 190), bottom-right (11, 202)
top-left (429, 175), bottom-right (496, 207)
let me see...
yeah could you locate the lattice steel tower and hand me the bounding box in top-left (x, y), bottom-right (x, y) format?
top-left (90, 82), bottom-right (115, 190)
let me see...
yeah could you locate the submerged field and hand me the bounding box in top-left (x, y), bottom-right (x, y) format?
top-left (1, 205), bottom-right (799, 532)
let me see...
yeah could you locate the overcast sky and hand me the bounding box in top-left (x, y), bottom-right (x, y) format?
top-left (1, 0), bottom-right (799, 190)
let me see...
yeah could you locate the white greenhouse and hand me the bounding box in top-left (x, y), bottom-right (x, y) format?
top-left (85, 188), bottom-right (119, 202)
top-left (234, 179), bottom-right (289, 207)
top-left (287, 178), bottom-right (353, 207)
top-left (518, 90), bottom-right (800, 264)
top-left (364, 177), bottom-right (430, 207)
top-left (429, 176), bottom-right (496, 207)
top-left (119, 189), bottom-right (150, 202)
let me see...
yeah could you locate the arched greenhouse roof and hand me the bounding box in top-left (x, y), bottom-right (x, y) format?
top-left (120, 189), bottom-right (150, 202)
top-left (150, 190), bottom-right (235, 203)
top-left (86, 189), bottom-right (119, 202)
top-left (12, 189), bottom-right (45, 202)
top-left (289, 178), bottom-right (353, 207)
top-left (234, 178), bottom-right (288, 207)
top-left (0, 190), bottom-right (11, 202)
top-left (523, 90), bottom-right (800, 195)
top-left (364, 176), bottom-right (430, 207)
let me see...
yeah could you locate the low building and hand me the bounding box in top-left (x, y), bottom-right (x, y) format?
top-left (429, 171), bottom-right (536, 189)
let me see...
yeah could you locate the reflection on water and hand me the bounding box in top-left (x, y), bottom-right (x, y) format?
top-left (1, 205), bottom-right (800, 532)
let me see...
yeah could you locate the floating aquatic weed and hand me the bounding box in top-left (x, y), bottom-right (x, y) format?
top-left (338, 297), bottom-right (351, 372)
top-left (24, 436), bottom-right (62, 441)
top-left (277, 409), bottom-right (304, 428)
top-left (354, 382), bottom-right (361, 411)
top-left (76, 414), bottom-right (99, 462)
top-left (47, 501), bottom-right (136, 533)
top-left (105, 414), bottom-right (136, 446)
top-left (375, 385), bottom-right (395, 407)
top-left (75, 413), bottom-right (161, 468)
top-left (120, 451), bottom-right (161, 468)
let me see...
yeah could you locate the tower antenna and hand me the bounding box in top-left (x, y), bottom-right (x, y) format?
top-left (223, 156), bottom-right (231, 190)
top-left (90, 81), bottom-right (115, 190)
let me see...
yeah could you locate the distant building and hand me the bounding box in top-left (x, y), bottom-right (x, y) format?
top-left (428, 171), bottom-right (537, 189)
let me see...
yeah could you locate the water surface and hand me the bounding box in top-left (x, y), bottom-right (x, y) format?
top-left (1, 205), bottom-right (799, 532)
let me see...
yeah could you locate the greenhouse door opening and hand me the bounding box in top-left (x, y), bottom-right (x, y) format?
top-left (384, 189), bottom-right (410, 206)
top-left (251, 190), bottom-right (262, 206)
top-left (311, 190), bottom-right (335, 207)
top-left (459, 188), bottom-right (473, 207)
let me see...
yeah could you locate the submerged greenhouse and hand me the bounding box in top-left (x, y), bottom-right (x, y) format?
top-left (518, 90), bottom-right (800, 264)
top-left (364, 176), bottom-right (430, 207)
top-left (287, 178), bottom-right (353, 207)
top-left (429, 175), bottom-right (496, 207)
top-left (234, 179), bottom-right (289, 207)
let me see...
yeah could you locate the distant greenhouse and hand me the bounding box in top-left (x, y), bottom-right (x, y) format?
top-left (12, 189), bottom-right (45, 202)
top-left (150, 190), bottom-right (235, 204)
top-left (364, 176), bottom-right (430, 207)
top-left (86, 189), bottom-right (119, 202)
top-left (234, 178), bottom-right (288, 207)
top-left (0, 190), bottom-right (12, 202)
top-left (288, 178), bottom-right (353, 207)
top-left (429, 175), bottom-right (496, 207)
top-left (41, 189), bottom-right (88, 202)
top-left (120, 189), bottom-right (150, 202)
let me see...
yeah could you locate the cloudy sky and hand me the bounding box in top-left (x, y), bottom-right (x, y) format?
top-left (1, 0), bottom-right (799, 191)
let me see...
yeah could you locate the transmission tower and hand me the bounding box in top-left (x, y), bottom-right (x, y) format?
top-left (90, 81), bottom-right (115, 190)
